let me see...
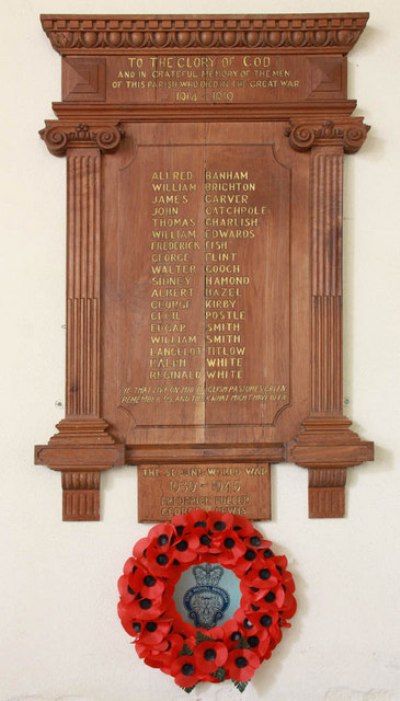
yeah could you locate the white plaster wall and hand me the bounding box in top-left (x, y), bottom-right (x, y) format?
top-left (1, 1), bottom-right (399, 700)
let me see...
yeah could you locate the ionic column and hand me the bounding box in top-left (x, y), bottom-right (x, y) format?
top-left (286, 119), bottom-right (373, 517)
top-left (35, 122), bottom-right (125, 520)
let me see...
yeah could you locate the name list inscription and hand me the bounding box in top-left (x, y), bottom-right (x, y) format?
top-left (121, 154), bottom-right (288, 409)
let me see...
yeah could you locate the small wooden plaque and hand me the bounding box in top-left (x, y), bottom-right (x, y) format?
top-left (138, 464), bottom-right (271, 522)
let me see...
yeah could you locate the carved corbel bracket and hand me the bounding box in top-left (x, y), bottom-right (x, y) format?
top-left (285, 117), bottom-right (370, 153)
top-left (40, 120), bottom-right (124, 156)
top-left (287, 417), bottom-right (374, 517)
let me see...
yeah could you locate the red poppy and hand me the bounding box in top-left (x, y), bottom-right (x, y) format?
top-left (226, 648), bottom-right (261, 682)
top-left (213, 528), bottom-right (247, 564)
top-left (136, 618), bottom-right (172, 646)
top-left (128, 568), bottom-right (166, 600)
top-left (220, 618), bottom-right (246, 650)
top-left (241, 556), bottom-right (280, 589)
top-left (120, 594), bottom-right (165, 621)
top-left (231, 543), bottom-right (268, 576)
top-left (206, 511), bottom-right (235, 534)
top-left (147, 522), bottom-right (176, 547)
top-left (241, 582), bottom-right (286, 610)
top-left (171, 654), bottom-right (200, 687)
top-left (143, 541), bottom-right (177, 578)
top-left (169, 532), bottom-right (200, 563)
top-left (194, 641), bottom-right (228, 673)
top-left (244, 629), bottom-right (273, 659)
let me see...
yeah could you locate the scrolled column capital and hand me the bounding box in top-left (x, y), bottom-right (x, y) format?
top-left (40, 120), bottom-right (125, 157)
top-left (285, 117), bottom-right (370, 154)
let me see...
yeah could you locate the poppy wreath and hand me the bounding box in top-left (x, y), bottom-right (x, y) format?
top-left (117, 509), bottom-right (296, 693)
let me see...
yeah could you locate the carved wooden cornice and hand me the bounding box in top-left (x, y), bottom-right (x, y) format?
top-left (41, 13), bottom-right (369, 55)
top-left (40, 121), bottom-right (124, 156)
top-left (285, 118), bottom-right (370, 153)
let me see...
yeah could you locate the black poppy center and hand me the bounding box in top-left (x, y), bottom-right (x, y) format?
top-left (244, 618), bottom-right (253, 629)
top-left (264, 591), bottom-right (276, 602)
top-left (158, 534), bottom-right (169, 546)
top-left (263, 548), bottom-right (273, 559)
top-left (230, 631), bottom-right (241, 641)
top-left (250, 536), bottom-right (261, 546)
top-left (235, 656), bottom-right (249, 669)
top-left (204, 648), bottom-right (217, 661)
top-left (245, 548), bottom-right (257, 561)
top-left (200, 534), bottom-right (211, 546)
top-left (156, 554), bottom-right (169, 565)
top-left (176, 540), bottom-right (188, 552)
top-left (247, 635), bottom-right (260, 648)
top-left (194, 520), bottom-right (207, 528)
top-left (146, 622), bottom-right (157, 632)
top-left (214, 520), bottom-right (226, 531)
top-left (224, 537), bottom-right (235, 549)
top-left (182, 663), bottom-right (195, 676)
top-left (143, 575), bottom-right (156, 587)
top-left (139, 598), bottom-right (152, 610)
top-left (260, 614), bottom-right (272, 627)
top-left (133, 622), bottom-right (141, 632)
top-left (259, 568), bottom-right (270, 580)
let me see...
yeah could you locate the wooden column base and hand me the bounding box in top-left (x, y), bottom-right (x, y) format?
top-left (62, 471), bottom-right (100, 521)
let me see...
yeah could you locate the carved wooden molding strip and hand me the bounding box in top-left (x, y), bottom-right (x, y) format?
top-left (285, 118), bottom-right (370, 154)
top-left (126, 443), bottom-right (285, 465)
top-left (51, 103), bottom-right (359, 123)
top-left (41, 13), bottom-right (369, 55)
top-left (40, 121), bottom-right (124, 156)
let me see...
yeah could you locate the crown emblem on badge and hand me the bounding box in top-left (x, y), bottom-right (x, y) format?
top-left (192, 563), bottom-right (224, 588)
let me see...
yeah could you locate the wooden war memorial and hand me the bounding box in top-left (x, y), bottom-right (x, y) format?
top-left (35, 13), bottom-right (374, 521)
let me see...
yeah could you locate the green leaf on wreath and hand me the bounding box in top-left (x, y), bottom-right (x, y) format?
top-left (212, 666), bottom-right (226, 682)
top-left (233, 680), bottom-right (249, 693)
top-left (179, 643), bottom-right (194, 657)
top-left (195, 630), bottom-right (215, 643)
top-left (235, 636), bottom-right (250, 649)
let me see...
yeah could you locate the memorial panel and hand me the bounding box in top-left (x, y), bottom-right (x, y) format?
top-left (36, 14), bottom-right (374, 520)
top-left (138, 463), bottom-right (271, 521)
